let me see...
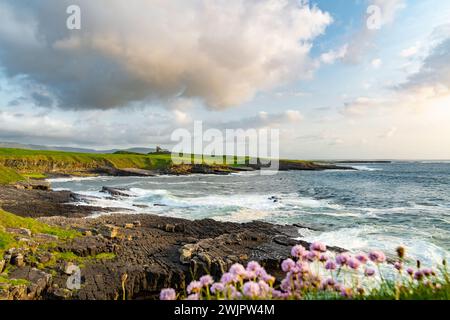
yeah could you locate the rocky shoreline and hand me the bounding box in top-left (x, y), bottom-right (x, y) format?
top-left (0, 165), bottom-right (352, 300)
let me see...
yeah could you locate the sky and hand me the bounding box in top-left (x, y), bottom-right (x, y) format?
top-left (0, 0), bottom-right (450, 159)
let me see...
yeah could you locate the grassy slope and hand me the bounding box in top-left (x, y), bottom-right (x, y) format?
top-left (0, 209), bottom-right (80, 255)
top-left (0, 165), bottom-right (25, 184)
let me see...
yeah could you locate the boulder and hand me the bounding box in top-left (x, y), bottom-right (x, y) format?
top-left (6, 228), bottom-right (32, 237)
top-left (98, 224), bottom-right (120, 239)
top-left (10, 253), bottom-right (25, 268)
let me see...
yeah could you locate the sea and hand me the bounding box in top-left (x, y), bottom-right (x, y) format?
top-left (49, 161), bottom-right (450, 265)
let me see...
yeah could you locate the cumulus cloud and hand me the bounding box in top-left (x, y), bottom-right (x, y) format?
top-left (320, 44), bottom-right (348, 64)
top-left (0, 0), bottom-right (332, 110)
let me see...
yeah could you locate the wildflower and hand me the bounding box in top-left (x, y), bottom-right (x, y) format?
top-left (369, 250), bottom-right (386, 263)
top-left (247, 261), bottom-right (262, 273)
top-left (319, 253), bottom-right (329, 262)
top-left (422, 268), bottom-right (432, 277)
top-left (229, 263), bottom-right (246, 277)
top-left (186, 293), bottom-right (200, 300)
top-left (291, 245), bottom-right (306, 259)
top-left (280, 278), bottom-right (292, 292)
top-left (221, 272), bottom-right (238, 284)
top-left (262, 274), bottom-right (276, 284)
top-left (365, 267), bottom-right (376, 277)
top-left (199, 275), bottom-right (214, 287)
top-left (406, 267), bottom-right (414, 276)
top-left (325, 260), bottom-right (337, 270)
top-left (348, 258), bottom-right (361, 270)
top-left (414, 270), bottom-right (423, 281)
top-left (243, 281), bottom-right (261, 298)
top-left (210, 283), bottom-right (225, 294)
top-left (394, 262), bottom-right (403, 271)
top-left (272, 290), bottom-right (288, 299)
top-left (355, 253), bottom-right (368, 264)
top-left (310, 241), bottom-right (327, 252)
top-left (396, 246), bottom-right (406, 259)
top-left (336, 253), bottom-right (351, 266)
top-left (306, 250), bottom-right (318, 262)
top-left (258, 280), bottom-right (271, 296)
top-left (296, 261), bottom-right (310, 274)
top-left (187, 281), bottom-right (202, 294)
top-left (160, 288), bottom-right (176, 300)
top-left (340, 287), bottom-right (353, 298)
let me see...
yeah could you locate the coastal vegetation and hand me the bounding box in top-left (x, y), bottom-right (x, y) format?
top-left (161, 244), bottom-right (450, 300)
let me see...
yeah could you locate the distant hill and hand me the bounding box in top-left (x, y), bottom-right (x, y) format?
top-left (0, 142), bottom-right (155, 154)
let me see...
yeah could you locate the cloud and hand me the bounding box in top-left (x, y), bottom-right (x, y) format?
top-left (320, 44), bottom-right (348, 64)
top-left (215, 110), bottom-right (304, 130)
top-left (371, 58), bottom-right (383, 69)
top-left (400, 43), bottom-right (420, 58)
top-left (0, 0), bottom-right (332, 110)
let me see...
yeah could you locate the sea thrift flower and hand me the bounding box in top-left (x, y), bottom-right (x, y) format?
top-left (221, 272), bottom-right (238, 284)
top-left (325, 260), bottom-right (337, 271)
top-left (291, 245), bottom-right (306, 259)
top-left (306, 250), bottom-right (318, 262)
top-left (186, 293), bottom-right (199, 300)
top-left (281, 259), bottom-right (295, 272)
top-left (394, 262), bottom-right (403, 271)
top-left (340, 287), bottom-right (353, 298)
top-left (229, 263), bottom-right (246, 277)
top-left (355, 253), bottom-right (368, 264)
top-left (336, 253), bottom-right (351, 266)
top-left (187, 281), bottom-right (202, 294)
top-left (347, 258), bottom-right (361, 270)
top-left (414, 270), bottom-right (424, 281)
top-left (369, 250), bottom-right (386, 263)
top-left (280, 278), bottom-right (292, 292)
top-left (247, 261), bottom-right (262, 273)
top-left (243, 281), bottom-right (261, 298)
top-left (319, 253), bottom-right (329, 262)
top-left (422, 268), bottom-right (432, 277)
top-left (407, 267), bottom-right (414, 276)
top-left (258, 280), bottom-right (271, 296)
top-left (310, 242), bottom-right (327, 252)
top-left (160, 288), bottom-right (176, 300)
top-left (210, 283), bottom-right (225, 294)
top-left (365, 267), bottom-right (376, 277)
top-left (200, 275), bottom-right (214, 287)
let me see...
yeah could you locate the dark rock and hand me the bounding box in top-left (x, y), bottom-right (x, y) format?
top-left (100, 186), bottom-right (130, 197)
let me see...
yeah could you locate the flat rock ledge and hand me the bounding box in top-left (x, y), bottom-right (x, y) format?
top-left (9, 214), bottom-right (339, 300)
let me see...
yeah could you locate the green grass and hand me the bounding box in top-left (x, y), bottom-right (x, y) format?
top-left (0, 209), bottom-right (80, 255)
top-left (0, 165), bottom-right (25, 184)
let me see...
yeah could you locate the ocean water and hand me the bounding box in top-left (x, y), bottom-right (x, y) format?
top-left (49, 162), bottom-right (450, 265)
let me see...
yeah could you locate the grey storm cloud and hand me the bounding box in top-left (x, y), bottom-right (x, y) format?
top-left (0, 0), bottom-right (332, 110)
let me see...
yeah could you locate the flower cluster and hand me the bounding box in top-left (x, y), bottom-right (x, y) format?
top-left (160, 242), bottom-right (448, 300)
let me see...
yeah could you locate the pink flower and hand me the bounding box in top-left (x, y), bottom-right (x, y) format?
top-left (347, 258), bottom-right (361, 270)
top-left (310, 242), bottom-right (327, 252)
top-left (210, 283), bottom-right (225, 294)
top-left (406, 267), bottom-right (414, 276)
top-left (186, 293), bottom-right (199, 300)
top-left (247, 261), bottom-right (262, 272)
top-left (414, 270), bottom-right (424, 281)
top-left (229, 263), bottom-right (246, 276)
top-left (422, 268), bottom-right (433, 277)
top-left (160, 288), bottom-right (176, 300)
top-left (221, 272), bottom-right (238, 284)
top-left (340, 287), bottom-right (353, 298)
top-left (258, 280), bottom-right (271, 296)
top-left (355, 253), bottom-right (368, 264)
top-left (325, 260), bottom-right (337, 270)
top-left (369, 250), bottom-right (386, 263)
top-left (319, 253), bottom-right (329, 262)
top-left (365, 267), bottom-right (376, 277)
top-left (336, 253), bottom-right (351, 266)
top-left (187, 281), bottom-right (202, 294)
top-left (306, 250), bottom-right (318, 262)
top-left (394, 262), bottom-right (403, 271)
top-left (200, 275), bottom-right (214, 287)
top-left (280, 278), bottom-right (292, 292)
top-left (262, 274), bottom-right (275, 284)
top-left (243, 281), bottom-right (261, 298)
top-left (291, 245), bottom-right (306, 259)
top-left (296, 261), bottom-right (310, 274)
top-left (281, 259), bottom-right (296, 272)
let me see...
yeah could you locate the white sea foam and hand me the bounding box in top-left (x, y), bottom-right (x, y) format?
top-left (301, 226), bottom-right (450, 265)
top-left (350, 165), bottom-right (382, 171)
